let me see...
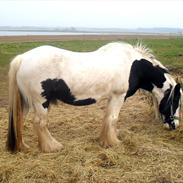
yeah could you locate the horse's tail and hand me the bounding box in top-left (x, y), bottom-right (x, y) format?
top-left (7, 55), bottom-right (24, 152)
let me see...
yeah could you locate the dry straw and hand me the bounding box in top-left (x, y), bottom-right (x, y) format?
top-left (0, 77), bottom-right (183, 183)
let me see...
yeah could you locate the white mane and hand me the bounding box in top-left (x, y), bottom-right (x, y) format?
top-left (134, 42), bottom-right (167, 70)
top-left (98, 42), bottom-right (168, 71)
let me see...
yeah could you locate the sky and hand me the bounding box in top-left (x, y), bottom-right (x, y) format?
top-left (0, 0), bottom-right (183, 29)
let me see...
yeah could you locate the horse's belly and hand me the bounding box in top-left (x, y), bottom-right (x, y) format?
top-left (70, 80), bottom-right (113, 100)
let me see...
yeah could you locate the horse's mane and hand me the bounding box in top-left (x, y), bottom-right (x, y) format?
top-left (99, 41), bottom-right (168, 71)
top-left (134, 42), bottom-right (167, 70)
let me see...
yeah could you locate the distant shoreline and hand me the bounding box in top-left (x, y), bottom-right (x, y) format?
top-left (0, 34), bottom-right (182, 43)
top-left (0, 30), bottom-right (182, 36)
top-left (0, 26), bottom-right (183, 35)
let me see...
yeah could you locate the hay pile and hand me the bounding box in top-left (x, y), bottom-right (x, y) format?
top-left (0, 89), bottom-right (183, 183)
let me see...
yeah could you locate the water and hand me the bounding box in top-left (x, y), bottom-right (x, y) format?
top-left (0, 30), bottom-right (116, 36)
top-left (0, 30), bottom-right (175, 37)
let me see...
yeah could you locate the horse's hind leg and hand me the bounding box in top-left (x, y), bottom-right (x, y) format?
top-left (21, 108), bottom-right (30, 150)
top-left (100, 94), bottom-right (125, 148)
top-left (33, 103), bottom-right (63, 152)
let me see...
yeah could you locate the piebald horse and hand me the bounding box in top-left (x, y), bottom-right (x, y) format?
top-left (7, 42), bottom-right (182, 153)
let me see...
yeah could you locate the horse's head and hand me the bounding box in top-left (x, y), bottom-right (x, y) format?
top-left (159, 83), bottom-right (182, 130)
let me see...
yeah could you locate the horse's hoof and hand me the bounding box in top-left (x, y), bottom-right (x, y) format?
top-left (40, 141), bottom-right (64, 153)
top-left (99, 138), bottom-right (121, 148)
top-left (22, 142), bottom-right (30, 150)
top-left (100, 141), bottom-right (111, 148)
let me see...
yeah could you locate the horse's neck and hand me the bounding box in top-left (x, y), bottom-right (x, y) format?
top-left (152, 87), bottom-right (167, 104)
top-left (152, 78), bottom-right (174, 104)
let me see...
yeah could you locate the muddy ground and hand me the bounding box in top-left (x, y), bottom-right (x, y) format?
top-left (0, 34), bottom-right (179, 43)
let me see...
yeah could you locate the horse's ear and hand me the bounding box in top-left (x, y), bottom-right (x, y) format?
top-left (174, 83), bottom-right (181, 94)
top-left (173, 83), bottom-right (181, 102)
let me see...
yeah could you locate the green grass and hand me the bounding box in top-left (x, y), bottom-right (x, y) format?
top-left (0, 38), bottom-right (183, 70)
top-left (143, 39), bottom-right (183, 70)
top-left (0, 40), bottom-right (108, 67)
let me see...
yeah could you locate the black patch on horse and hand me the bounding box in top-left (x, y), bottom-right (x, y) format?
top-left (41, 79), bottom-right (96, 108)
top-left (159, 87), bottom-right (172, 115)
top-left (159, 83), bottom-right (181, 125)
top-left (125, 59), bottom-right (168, 100)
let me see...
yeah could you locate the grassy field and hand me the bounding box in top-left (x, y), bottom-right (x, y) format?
top-left (0, 38), bottom-right (183, 68)
top-left (0, 37), bottom-right (183, 183)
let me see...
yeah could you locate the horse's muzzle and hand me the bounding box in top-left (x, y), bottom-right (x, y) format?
top-left (169, 122), bottom-right (176, 130)
top-left (164, 115), bottom-right (177, 130)
top-left (164, 120), bottom-right (176, 130)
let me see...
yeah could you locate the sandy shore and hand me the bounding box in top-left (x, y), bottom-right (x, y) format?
top-left (0, 34), bottom-right (179, 43)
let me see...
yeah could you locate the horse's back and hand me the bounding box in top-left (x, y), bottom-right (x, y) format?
top-left (18, 42), bottom-right (136, 68)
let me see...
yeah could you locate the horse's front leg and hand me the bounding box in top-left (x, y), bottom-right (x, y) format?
top-left (100, 93), bottom-right (125, 148)
top-left (152, 96), bottom-right (161, 121)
